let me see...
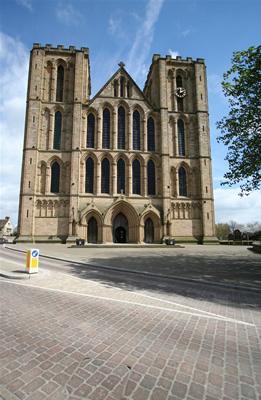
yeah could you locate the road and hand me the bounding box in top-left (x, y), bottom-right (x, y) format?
top-left (0, 246), bottom-right (261, 400)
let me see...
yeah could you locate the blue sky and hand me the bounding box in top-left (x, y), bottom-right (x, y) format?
top-left (0, 0), bottom-right (260, 227)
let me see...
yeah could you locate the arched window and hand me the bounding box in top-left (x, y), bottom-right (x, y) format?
top-left (53, 111), bottom-right (62, 150)
top-left (87, 113), bottom-right (95, 148)
top-left (147, 117), bottom-right (155, 151)
top-left (101, 158), bottom-right (110, 193)
top-left (56, 65), bottom-right (64, 102)
top-left (127, 82), bottom-right (131, 98)
top-left (120, 77), bottom-right (125, 97)
top-left (118, 106), bottom-right (125, 149)
top-left (178, 119), bottom-right (185, 156)
top-left (85, 157), bottom-right (94, 193)
top-left (117, 158), bottom-right (125, 194)
top-left (40, 163), bottom-right (46, 194)
top-left (133, 110), bottom-right (140, 150)
top-left (114, 80), bottom-right (118, 97)
top-left (144, 218), bottom-right (154, 243)
top-left (147, 160), bottom-right (156, 195)
top-left (177, 97), bottom-right (184, 112)
top-left (102, 108), bottom-right (110, 149)
top-left (179, 166), bottom-right (187, 196)
top-left (176, 75), bottom-right (183, 88)
top-left (51, 162), bottom-right (60, 193)
top-left (88, 217), bottom-right (98, 243)
top-left (132, 159), bottom-right (141, 194)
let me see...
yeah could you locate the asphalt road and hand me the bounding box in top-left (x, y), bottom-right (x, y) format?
top-left (0, 246), bottom-right (261, 400)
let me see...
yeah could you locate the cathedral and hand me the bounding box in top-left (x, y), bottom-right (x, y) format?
top-left (17, 43), bottom-right (217, 244)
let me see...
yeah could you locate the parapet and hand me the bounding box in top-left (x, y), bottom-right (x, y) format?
top-left (32, 43), bottom-right (89, 54)
top-left (151, 53), bottom-right (205, 64)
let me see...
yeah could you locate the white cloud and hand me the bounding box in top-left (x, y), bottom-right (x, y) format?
top-left (16, 0), bottom-right (33, 11)
top-left (126, 0), bottom-right (165, 83)
top-left (181, 29), bottom-right (191, 37)
top-left (56, 4), bottom-right (82, 26)
top-left (0, 32), bottom-right (29, 226)
top-left (168, 49), bottom-right (179, 58)
top-left (108, 12), bottom-right (126, 38)
top-left (214, 188), bottom-right (261, 224)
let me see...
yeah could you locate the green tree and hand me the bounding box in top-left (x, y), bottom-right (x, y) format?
top-left (217, 45), bottom-right (261, 195)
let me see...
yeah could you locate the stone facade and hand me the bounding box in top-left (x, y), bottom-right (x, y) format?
top-left (17, 43), bottom-right (217, 244)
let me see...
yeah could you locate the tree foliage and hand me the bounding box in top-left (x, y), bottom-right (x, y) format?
top-left (215, 223), bottom-right (230, 239)
top-left (217, 45), bottom-right (261, 195)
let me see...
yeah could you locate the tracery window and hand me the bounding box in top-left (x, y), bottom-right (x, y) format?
top-left (56, 65), bottom-right (64, 102)
top-left (132, 159), bottom-right (141, 194)
top-left (117, 158), bottom-right (125, 194)
top-left (51, 162), bottom-right (60, 193)
top-left (179, 166), bottom-right (187, 196)
top-left (127, 82), bottom-right (131, 98)
top-left (85, 157), bottom-right (94, 193)
top-left (177, 97), bottom-right (184, 112)
top-left (87, 113), bottom-right (95, 148)
top-left (118, 106), bottom-right (125, 149)
top-left (178, 119), bottom-right (185, 156)
top-left (102, 108), bottom-right (110, 149)
top-left (147, 117), bottom-right (155, 151)
top-left (176, 75), bottom-right (183, 88)
top-left (101, 158), bottom-right (110, 193)
top-left (114, 80), bottom-right (118, 97)
top-left (147, 160), bottom-right (156, 195)
top-left (53, 111), bottom-right (62, 150)
top-left (120, 77), bottom-right (125, 97)
top-left (176, 75), bottom-right (184, 111)
top-left (88, 217), bottom-right (98, 243)
top-left (133, 110), bottom-right (140, 150)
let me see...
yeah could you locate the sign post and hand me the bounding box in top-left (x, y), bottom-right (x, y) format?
top-left (26, 249), bottom-right (39, 274)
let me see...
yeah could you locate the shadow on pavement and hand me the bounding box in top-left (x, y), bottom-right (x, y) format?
top-left (64, 254), bottom-right (261, 309)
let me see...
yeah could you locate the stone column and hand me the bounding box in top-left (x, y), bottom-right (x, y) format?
top-left (46, 166), bottom-right (51, 194)
top-left (48, 113), bottom-right (54, 150)
top-left (112, 162), bottom-right (117, 195)
top-left (97, 109), bottom-right (102, 149)
top-left (128, 112), bottom-right (132, 151)
top-left (112, 109), bottom-right (117, 150)
top-left (143, 117), bottom-right (147, 152)
top-left (96, 161), bottom-right (101, 195)
top-left (51, 65), bottom-right (57, 102)
top-left (128, 161), bottom-right (132, 195)
top-left (143, 163), bottom-right (147, 197)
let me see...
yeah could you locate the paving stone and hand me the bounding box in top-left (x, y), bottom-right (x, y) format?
top-left (22, 377), bottom-right (45, 394)
top-left (188, 382), bottom-right (205, 399)
top-left (241, 383), bottom-right (257, 399)
top-left (88, 386), bottom-right (109, 400)
top-left (74, 383), bottom-right (93, 397)
top-left (171, 381), bottom-right (188, 397)
top-left (101, 374), bottom-right (121, 391)
top-left (132, 386), bottom-right (151, 400)
top-left (1, 250), bottom-right (261, 400)
top-left (140, 374), bottom-right (157, 390)
top-left (41, 381), bottom-right (59, 395)
top-left (150, 386), bottom-right (169, 400)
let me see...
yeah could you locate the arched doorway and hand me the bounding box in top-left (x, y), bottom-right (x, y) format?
top-left (87, 217), bottom-right (98, 243)
top-left (113, 213), bottom-right (128, 243)
top-left (144, 218), bottom-right (154, 243)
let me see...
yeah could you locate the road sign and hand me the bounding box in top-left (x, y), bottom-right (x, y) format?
top-left (26, 249), bottom-right (39, 274)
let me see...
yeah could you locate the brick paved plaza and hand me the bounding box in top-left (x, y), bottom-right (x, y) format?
top-left (0, 245), bottom-right (261, 399)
